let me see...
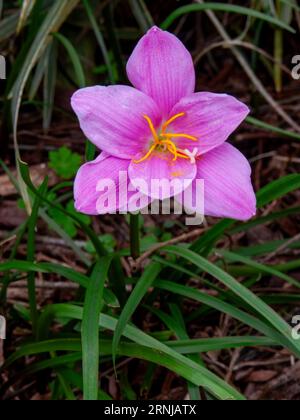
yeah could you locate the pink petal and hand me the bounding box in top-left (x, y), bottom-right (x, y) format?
top-left (74, 153), bottom-right (150, 215)
top-left (71, 85), bottom-right (161, 159)
top-left (168, 92), bottom-right (250, 155)
top-left (128, 152), bottom-right (197, 200)
top-left (126, 26), bottom-right (195, 118)
top-left (177, 143), bottom-right (256, 221)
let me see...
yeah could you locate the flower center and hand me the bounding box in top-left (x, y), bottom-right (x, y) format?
top-left (133, 112), bottom-right (198, 164)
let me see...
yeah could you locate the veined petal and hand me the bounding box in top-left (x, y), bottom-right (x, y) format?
top-left (126, 26), bottom-right (195, 118)
top-left (128, 152), bottom-right (197, 200)
top-left (74, 153), bottom-right (150, 215)
top-left (71, 85), bottom-right (161, 159)
top-left (177, 143), bottom-right (256, 221)
top-left (168, 92), bottom-right (250, 154)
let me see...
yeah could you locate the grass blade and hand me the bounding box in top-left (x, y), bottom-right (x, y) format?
top-left (0, 13), bottom-right (19, 42)
top-left (11, 0), bottom-right (80, 214)
top-left (82, 257), bottom-right (112, 400)
top-left (16, 0), bottom-right (37, 34)
top-left (27, 179), bottom-right (48, 336)
top-left (191, 174), bottom-right (300, 255)
top-left (257, 174), bottom-right (300, 207)
top-left (35, 304), bottom-right (246, 400)
top-left (154, 278), bottom-right (296, 352)
top-left (53, 32), bottom-right (86, 88)
top-left (161, 3), bottom-right (295, 33)
top-left (129, 0), bottom-right (153, 32)
top-left (246, 116), bottom-right (300, 140)
top-left (2, 335), bottom-right (277, 370)
top-left (218, 250), bottom-right (300, 288)
top-left (19, 160), bottom-right (107, 257)
top-left (82, 0), bottom-right (115, 83)
top-left (164, 246), bottom-right (300, 358)
top-left (112, 262), bottom-right (161, 366)
top-left (43, 41), bottom-right (57, 130)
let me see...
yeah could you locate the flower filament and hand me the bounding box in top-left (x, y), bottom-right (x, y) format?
top-left (134, 113), bottom-right (198, 164)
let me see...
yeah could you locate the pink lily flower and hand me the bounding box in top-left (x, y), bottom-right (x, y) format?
top-left (71, 26), bottom-right (256, 220)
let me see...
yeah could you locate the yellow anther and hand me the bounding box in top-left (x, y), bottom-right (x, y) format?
top-left (143, 115), bottom-right (159, 143)
top-left (164, 133), bottom-right (198, 142)
top-left (176, 152), bottom-right (190, 160)
top-left (134, 114), bottom-right (198, 165)
top-left (160, 139), bottom-right (178, 161)
top-left (162, 112), bottom-right (185, 132)
top-left (133, 144), bottom-right (157, 164)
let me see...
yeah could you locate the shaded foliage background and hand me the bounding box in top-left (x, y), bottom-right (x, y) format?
top-left (0, 0), bottom-right (300, 400)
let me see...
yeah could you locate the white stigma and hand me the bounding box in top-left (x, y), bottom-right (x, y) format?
top-left (184, 148), bottom-right (198, 164)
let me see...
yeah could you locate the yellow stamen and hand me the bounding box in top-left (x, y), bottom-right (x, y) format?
top-left (160, 139), bottom-right (178, 161)
top-left (134, 113), bottom-right (198, 165)
top-left (176, 152), bottom-right (190, 159)
top-left (143, 115), bottom-right (159, 143)
top-left (162, 112), bottom-right (185, 132)
top-left (164, 133), bottom-right (198, 141)
top-left (133, 144), bottom-right (157, 164)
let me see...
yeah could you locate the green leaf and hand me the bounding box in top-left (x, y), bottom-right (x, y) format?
top-left (2, 335), bottom-right (276, 370)
top-left (0, 260), bottom-right (87, 287)
top-left (82, 0), bottom-right (115, 83)
top-left (27, 178), bottom-right (48, 335)
top-left (112, 262), bottom-right (162, 367)
top-left (163, 246), bottom-right (300, 358)
top-left (218, 250), bottom-right (300, 288)
top-left (147, 304), bottom-right (203, 399)
top-left (16, 0), bottom-right (37, 34)
top-left (246, 116), bottom-right (300, 140)
top-left (228, 260), bottom-right (300, 279)
top-left (233, 238), bottom-right (300, 258)
top-left (191, 174), bottom-right (300, 255)
top-left (0, 259), bottom-right (116, 314)
top-left (49, 147), bottom-right (82, 180)
top-left (2, 337), bottom-right (245, 401)
top-left (161, 3), bottom-right (295, 32)
top-left (167, 336), bottom-right (276, 354)
top-left (43, 41), bottom-right (57, 130)
top-left (19, 160), bottom-right (107, 257)
top-left (0, 13), bottom-right (19, 42)
top-left (191, 219), bottom-right (233, 255)
top-left (257, 174), bottom-right (300, 207)
top-left (82, 257), bottom-right (112, 401)
top-left (140, 234), bottom-right (159, 252)
top-left (34, 305), bottom-right (245, 400)
top-left (53, 32), bottom-right (86, 88)
top-left (66, 200), bottom-right (91, 226)
top-left (85, 234), bottom-right (117, 255)
top-left (154, 277), bottom-right (288, 343)
top-left (40, 208), bottom-right (90, 266)
top-left (11, 0), bottom-right (80, 213)
top-left (48, 206), bottom-right (77, 238)
top-left (229, 206), bottom-right (300, 234)
top-left (47, 199), bottom-right (91, 239)
top-left (129, 0), bottom-right (153, 32)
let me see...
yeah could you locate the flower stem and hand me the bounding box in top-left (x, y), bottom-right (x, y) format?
top-left (130, 214), bottom-right (140, 260)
